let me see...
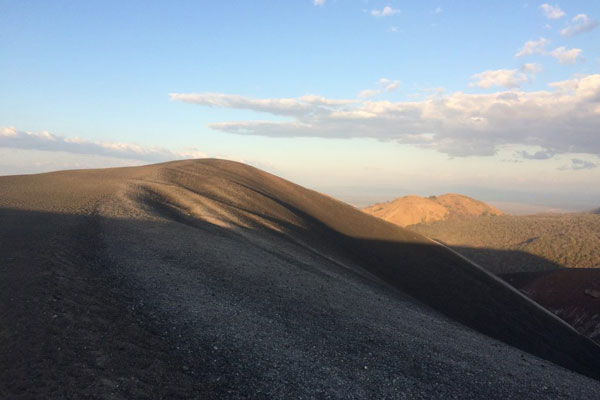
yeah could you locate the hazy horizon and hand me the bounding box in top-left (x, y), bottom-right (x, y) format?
top-left (2, 1), bottom-right (599, 210)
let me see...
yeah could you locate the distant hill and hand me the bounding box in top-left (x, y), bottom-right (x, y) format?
top-left (409, 214), bottom-right (600, 274)
top-left (488, 201), bottom-right (572, 215)
top-left (363, 193), bottom-right (502, 227)
top-left (591, 207), bottom-right (600, 214)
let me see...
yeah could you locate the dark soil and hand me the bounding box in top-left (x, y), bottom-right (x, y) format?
top-left (2, 159), bottom-right (600, 399)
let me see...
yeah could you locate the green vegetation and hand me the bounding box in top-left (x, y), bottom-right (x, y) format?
top-left (409, 214), bottom-right (600, 274)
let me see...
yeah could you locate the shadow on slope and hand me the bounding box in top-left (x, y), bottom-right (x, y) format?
top-left (0, 207), bottom-right (214, 399)
top-left (3, 205), bottom-right (600, 399)
top-left (411, 241), bottom-right (600, 344)
top-left (219, 189), bottom-right (600, 379)
top-left (3, 158), bottom-right (600, 398)
top-left (501, 269), bottom-right (600, 343)
top-left (433, 242), bottom-right (565, 274)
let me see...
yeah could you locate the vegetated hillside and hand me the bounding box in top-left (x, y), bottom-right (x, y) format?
top-left (363, 193), bottom-right (502, 227)
top-left (591, 207), bottom-right (600, 214)
top-left (2, 159), bottom-right (600, 399)
top-left (501, 269), bottom-right (600, 343)
top-left (409, 214), bottom-right (600, 274)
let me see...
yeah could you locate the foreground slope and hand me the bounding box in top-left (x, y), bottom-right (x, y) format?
top-left (2, 159), bottom-right (600, 399)
top-left (364, 193), bottom-right (502, 227)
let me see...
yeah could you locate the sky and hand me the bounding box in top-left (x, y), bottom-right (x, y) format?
top-left (1, 1), bottom-right (600, 210)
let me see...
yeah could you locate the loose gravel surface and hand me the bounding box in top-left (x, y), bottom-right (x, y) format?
top-left (2, 159), bottom-right (600, 399)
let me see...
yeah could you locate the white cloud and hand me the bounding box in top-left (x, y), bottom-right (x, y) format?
top-left (297, 95), bottom-right (357, 106)
top-left (359, 89), bottom-right (379, 99)
top-left (171, 92), bottom-right (357, 116)
top-left (561, 14), bottom-right (599, 37)
top-left (471, 69), bottom-right (530, 89)
top-left (516, 37), bottom-right (582, 64)
top-left (313, 0), bottom-right (325, 6)
top-left (471, 65), bottom-right (541, 89)
top-left (550, 46), bottom-right (582, 63)
top-left (172, 74), bottom-right (600, 158)
top-left (539, 4), bottom-right (565, 19)
top-left (0, 127), bottom-right (206, 161)
top-left (521, 63), bottom-right (544, 74)
top-left (371, 6), bottom-right (400, 17)
top-left (357, 78), bottom-right (400, 98)
top-left (379, 78), bottom-right (400, 92)
top-left (434, 7), bottom-right (443, 14)
top-left (0, 127), bottom-right (18, 137)
top-left (515, 37), bottom-right (549, 57)
top-left (548, 74), bottom-right (600, 100)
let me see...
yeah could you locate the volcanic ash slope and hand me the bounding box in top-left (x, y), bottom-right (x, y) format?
top-left (1, 159), bottom-right (600, 399)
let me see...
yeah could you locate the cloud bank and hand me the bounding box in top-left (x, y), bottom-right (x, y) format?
top-left (0, 127), bottom-right (206, 162)
top-left (171, 74), bottom-right (600, 158)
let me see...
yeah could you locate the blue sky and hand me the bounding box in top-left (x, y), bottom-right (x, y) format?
top-left (1, 1), bottom-right (599, 210)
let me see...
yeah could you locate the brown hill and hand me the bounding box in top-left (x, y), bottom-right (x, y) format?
top-left (363, 193), bottom-right (502, 227)
top-left (363, 195), bottom-right (448, 227)
top-left (434, 193), bottom-right (503, 218)
top-left (1, 159), bottom-right (600, 398)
